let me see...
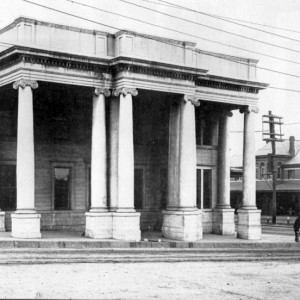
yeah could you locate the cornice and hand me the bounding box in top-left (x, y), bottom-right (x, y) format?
top-left (196, 79), bottom-right (261, 94)
top-left (112, 61), bottom-right (207, 81)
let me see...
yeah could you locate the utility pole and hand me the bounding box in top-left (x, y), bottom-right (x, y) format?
top-left (262, 111), bottom-right (283, 224)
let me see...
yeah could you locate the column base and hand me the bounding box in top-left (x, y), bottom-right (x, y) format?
top-left (213, 208), bottom-right (235, 235)
top-left (11, 212), bottom-right (41, 238)
top-left (162, 210), bottom-right (202, 241)
top-left (85, 212), bottom-right (113, 239)
top-left (237, 209), bottom-right (261, 240)
top-left (112, 212), bottom-right (141, 241)
top-left (0, 212), bottom-right (5, 232)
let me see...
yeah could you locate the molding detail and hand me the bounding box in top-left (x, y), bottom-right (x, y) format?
top-left (112, 63), bottom-right (201, 81)
top-left (13, 79), bottom-right (38, 90)
top-left (183, 95), bottom-right (200, 107)
top-left (113, 88), bottom-right (138, 97)
top-left (94, 88), bottom-right (111, 97)
top-left (196, 79), bottom-right (259, 94)
top-left (239, 106), bottom-right (259, 114)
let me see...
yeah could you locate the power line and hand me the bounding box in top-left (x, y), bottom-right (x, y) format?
top-left (157, 0), bottom-right (300, 43)
top-left (64, 0), bottom-right (300, 67)
top-left (157, 0), bottom-right (300, 35)
top-left (60, 0), bottom-right (300, 74)
top-left (16, 0), bottom-right (300, 93)
top-left (119, 0), bottom-right (300, 55)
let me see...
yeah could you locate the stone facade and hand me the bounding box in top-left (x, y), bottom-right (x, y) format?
top-left (0, 17), bottom-right (268, 240)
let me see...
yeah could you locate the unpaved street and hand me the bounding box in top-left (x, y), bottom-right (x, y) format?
top-left (0, 261), bottom-right (299, 299)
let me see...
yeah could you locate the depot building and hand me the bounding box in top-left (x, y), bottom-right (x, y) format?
top-left (0, 17), bottom-right (267, 240)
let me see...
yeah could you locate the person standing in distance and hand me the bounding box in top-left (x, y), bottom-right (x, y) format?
top-left (294, 216), bottom-right (300, 242)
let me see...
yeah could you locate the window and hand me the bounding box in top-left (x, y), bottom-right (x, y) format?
top-left (134, 168), bottom-right (144, 210)
top-left (277, 162), bottom-right (282, 179)
top-left (260, 163), bottom-right (265, 180)
top-left (288, 170), bottom-right (295, 179)
top-left (0, 164), bottom-right (16, 210)
top-left (196, 168), bottom-right (212, 209)
top-left (54, 167), bottom-right (71, 210)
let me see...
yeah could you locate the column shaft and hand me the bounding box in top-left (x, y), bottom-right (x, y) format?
top-left (117, 93), bottom-right (135, 211)
top-left (242, 110), bottom-right (256, 209)
top-left (217, 113), bottom-right (231, 208)
top-left (237, 107), bottom-right (261, 240)
top-left (178, 99), bottom-right (197, 209)
top-left (168, 99), bottom-right (197, 210)
top-left (12, 79), bottom-right (40, 239)
top-left (163, 96), bottom-right (201, 241)
top-left (17, 85), bottom-right (35, 211)
top-left (90, 92), bottom-right (107, 211)
top-left (109, 97), bottom-right (120, 211)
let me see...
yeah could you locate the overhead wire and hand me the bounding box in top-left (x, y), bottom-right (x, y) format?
top-left (119, 0), bottom-right (300, 55)
top-left (157, 0), bottom-right (300, 35)
top-left (62, 0), bottom-right (300, 67)
top-left (157, 0), bottom-right (300, 43)
top-left (12, 0), bottom-right (300, 93)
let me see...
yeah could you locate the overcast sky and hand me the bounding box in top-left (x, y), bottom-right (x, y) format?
top-left (0, 0), bottom-right (300, 156)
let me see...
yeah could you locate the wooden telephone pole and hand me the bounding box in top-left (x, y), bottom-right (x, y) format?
top-left (262, 111), bottom-right (283, 224)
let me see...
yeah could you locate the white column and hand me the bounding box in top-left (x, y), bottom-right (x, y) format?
top-left (237, 106), bottom-right (261, 239)
top-left (90, 88), bottom-right (110, 212)
top-left (213, 111), bottom-right (235, 235)
top-left (216, 111), bottom-right (232, 209)
top-left (111, 87), bottom-right (140, 241)
top-left (85, 88), bottom-right (113, 239)
top-left (11, 79), bottom-right (41, 238)
top-left (162, 95), bottom-right (202, 241)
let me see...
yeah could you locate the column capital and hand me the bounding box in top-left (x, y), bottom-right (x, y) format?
top-left (113, 87), bottom-right (138, 97)
top-left (183, 95), bottom-right (200, 107)
top-left (13, 79), bottom-right (38, 90)
top-left (217, 109), bottom-right (233, 118)
top-left (239, 106), bottom-right (259, 114)
top-left (94, 87), bottom-right (111, 97)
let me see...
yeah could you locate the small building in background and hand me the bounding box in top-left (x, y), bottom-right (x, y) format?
top-left (231, 136), bottom-right (300, 216)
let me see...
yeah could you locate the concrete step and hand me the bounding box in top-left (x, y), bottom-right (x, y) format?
top-left (0, 247), bottom-right (300, 264)
top-left (0, 239), bottom-right (299, 249)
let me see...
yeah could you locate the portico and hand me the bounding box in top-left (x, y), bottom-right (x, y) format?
top-left (0, 17), bottom-right (267, 241)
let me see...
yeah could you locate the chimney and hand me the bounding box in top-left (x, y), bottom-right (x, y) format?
top-left (289, 136), bottom-right (295, 157)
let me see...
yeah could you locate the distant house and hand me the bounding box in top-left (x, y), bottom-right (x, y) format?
top-left (231, 136), bottom-right (300, 216)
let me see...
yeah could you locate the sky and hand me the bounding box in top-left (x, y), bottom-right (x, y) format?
top-left (0, 0), bottom-right (300, 156)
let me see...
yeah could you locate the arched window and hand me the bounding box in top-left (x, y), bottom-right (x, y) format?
top-left (277, 162), bottom-right (282, 179)
top-left (260, 163), bottom-right (265, 180)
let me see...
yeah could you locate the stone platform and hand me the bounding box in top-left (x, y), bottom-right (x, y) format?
top-left (0, 229), bottom-right (297, 249)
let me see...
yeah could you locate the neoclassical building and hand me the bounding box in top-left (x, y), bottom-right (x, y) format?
top-left (0, 17), bottom-right (267, 240)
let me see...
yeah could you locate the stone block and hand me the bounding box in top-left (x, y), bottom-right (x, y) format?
top-left (212, 208), bottom-right (235, 235)
top-left (162, 210), bottom-right (202, 241)
top-left (112, 212), bottom-right (141, 241)
top-left (11, 213), bottom-right (41, 239)
top-left (85, 212), bottom-right (113, 239)
top-left (237, 209), bottom-right (261, 240)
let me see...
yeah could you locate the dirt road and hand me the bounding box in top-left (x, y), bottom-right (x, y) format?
top-left (0, 261), bottom-right (299, 299)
